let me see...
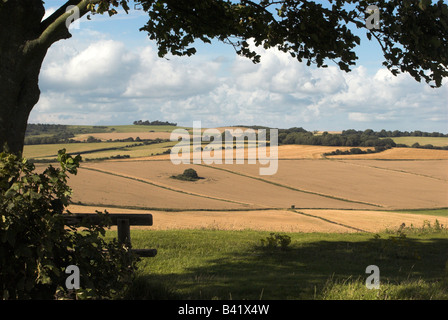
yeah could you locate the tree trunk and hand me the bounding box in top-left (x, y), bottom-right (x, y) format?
top-left (0, 0), bottom-right (74, 155)
top-left (0, 48), bottom-right (47, 155)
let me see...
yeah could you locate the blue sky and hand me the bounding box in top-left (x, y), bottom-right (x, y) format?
top-left (32, 1), bottom-right (448, 132)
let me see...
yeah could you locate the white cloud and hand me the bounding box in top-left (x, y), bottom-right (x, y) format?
top-left (32, 32), bottom-right (448, 132)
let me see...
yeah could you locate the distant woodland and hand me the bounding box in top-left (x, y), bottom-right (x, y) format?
top-left (24, 123), bottom-right (448, 150)
top-left (133, 120), bottom-right (177, 126)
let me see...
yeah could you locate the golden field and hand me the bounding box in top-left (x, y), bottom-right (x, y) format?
top-left (52, 143), bottom-right (448, 233)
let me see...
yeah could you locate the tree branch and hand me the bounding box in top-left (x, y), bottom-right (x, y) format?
top-left (40, 0), bottom-right (83, 31)
top-left (24, 0), bottom-right (100, 55)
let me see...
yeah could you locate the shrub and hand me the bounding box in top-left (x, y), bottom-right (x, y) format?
top-left (260, 233), bottom-right (291, 251)
top-left (0, 149), bottom-right (139, 299)
top-left (171, 168), bottom-right (202, 181)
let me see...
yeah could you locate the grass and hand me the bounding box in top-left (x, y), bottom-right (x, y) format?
top-left (23, 141), bottom-right (133, 159)
top-left (392, 208), bottom-right (448, 217)
top-left (23, 141), bottom-right (176, 160)
top-left (81, 141), bottom-right (175, 160)
top-left (390, 136), bottom-right (448, 147)
top-left (103, 225), bottom-right (448, 300)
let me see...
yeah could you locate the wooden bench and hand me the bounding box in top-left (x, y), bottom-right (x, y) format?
top-left (64, 213), bottom-right (157, 258)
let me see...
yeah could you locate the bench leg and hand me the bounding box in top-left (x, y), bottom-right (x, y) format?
top-left (117, 219), bottom-right (131, 246)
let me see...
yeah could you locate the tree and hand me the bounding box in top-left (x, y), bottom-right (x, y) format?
top-left (1, 0), bottom-right (447, 154)
top-left (0, 150), bottom-right (139, 299)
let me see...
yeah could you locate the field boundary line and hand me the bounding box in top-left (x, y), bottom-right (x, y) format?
top-left (199, 164), bottom-right (383, 208)
top-left (80, 167), bottom-right (260, 207)
top-left (69, 202), bottom-right (286, 212)
top-left (291, 209), bottom-right (368, 233)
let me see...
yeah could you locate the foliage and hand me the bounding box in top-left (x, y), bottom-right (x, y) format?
top-left (133, 120), bottom-right (177, 126)
top-left (0, 149), bottom-right (139, 299)
top-left (171, 168), bottom-right (202, 181)
top-left (24, 124), bottom-right (111, 145)
top-left (74, 0), bottom-right (448, 87)
top-left (278, 130), bottom-right (397, 148)
top-left (127, 229), bottom-right (448, 299)
top-left (260, 233), bottom-right (291, 251)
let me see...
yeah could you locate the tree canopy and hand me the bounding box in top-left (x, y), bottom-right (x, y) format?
top-left (64, 0), bottom-right (448, 87)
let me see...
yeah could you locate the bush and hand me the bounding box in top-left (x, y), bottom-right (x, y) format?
top-left (260, 233), bottom-right (291, 251)
top-left (171, 168), bottom-right (202, 181)
top-left (0, 149), bottom-right (139, 299)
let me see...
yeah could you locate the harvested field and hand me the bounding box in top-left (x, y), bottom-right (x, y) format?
top-left (66, 205), bottom-right (447, 233)
top-left (115, 145), bottom-right (448, 162)
top-left (76, 156), bottom-right (448, 210)
top-left (73, 131), bottom-right (177, 141)
top-left (299, 209), bottom-right (448, 233)
top-left (81, 161), bottom-right (378, 209)
top-left (326, 147), bottom-right (448, 160)
top-left (335, 160), bottom-right (448, 181)
top-left (208, 159), bottom-right (448, 209)
top-left (67, 167), bottom-right (253, 210)
top-left (116, 145), bottom-right (373, 161)
top-left (71, 126), bottom-right (252, 142)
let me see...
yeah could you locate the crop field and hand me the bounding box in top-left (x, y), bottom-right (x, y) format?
top-left (131, 145), bottom-right (374, 161)
top-left (25, 126), bottom-right (448, 300)
top-left (75, 160), bottom-right (378, 210)
top-left (24, 140), bottom-right (176, 160)
top-left (48, 131), bottom-right (448, 234)
top-left (208, 159), bottom-right (448, 209)
top-left (390, 136), bottom-right (448, 147)
top-left (27, 126), bottom-right (445, 232)
top-left (27, 125), bottom-right (448, 234)
top-left (326, 147), bottom-right (448, 160)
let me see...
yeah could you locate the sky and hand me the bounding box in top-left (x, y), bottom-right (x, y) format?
top-left (32, 1), bottom-right (448, 133)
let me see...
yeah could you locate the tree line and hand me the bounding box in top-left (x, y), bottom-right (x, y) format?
top-left (221, 126), bottom-right (448, 149)
top-left (341, 129), bottom-right (448, 138)
top-left (278, 129), bottom-right (397, 148)
top-left (133, 120), bottom-right (177, 126)
top-left (239, 127), bottom-right (447, 149)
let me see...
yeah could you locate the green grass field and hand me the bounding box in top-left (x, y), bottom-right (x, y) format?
top-left (393, 208), bottom-right (448, 217)
top-left (106, 225), bottom-right (448, 300)
top-left (391, 136), bottom-right (448, 147)
top-left (23, 141), bottom-right (133, 159)
top-left (23, 140), bottom-right (177, 160)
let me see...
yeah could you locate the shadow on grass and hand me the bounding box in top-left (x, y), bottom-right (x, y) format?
top-left (127, 235), bottom-right (448, 300)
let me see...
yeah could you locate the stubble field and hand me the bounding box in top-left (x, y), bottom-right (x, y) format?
top-left (57, 143), bottom-right (448, 234)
